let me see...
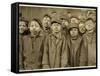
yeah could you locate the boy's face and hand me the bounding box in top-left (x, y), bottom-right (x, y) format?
top-left (85, 20), bottom-right (95, 31)
top-left (42, 16), bottom-right (51, 31)
top-left (87, 12), bottom-right (96, 22)
top-left (79, 23), bottom-right (86, 33)
top-left (51, 23), bottom-right (62, 33)
top-left (67, 12), bottom-right (72, 18)
top-left (19, 21), bottom-right (27, 34)
top-left (62, 20), bottom-right (69, 28)
top-left (29, 21), bottom-right (41, 34)
top-left (71, 18), bottom-right (79, 24)
top-left (70, 28), bottom-right (79, 37)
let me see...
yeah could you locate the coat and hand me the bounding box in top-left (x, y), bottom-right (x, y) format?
top-left (19, 35), bottom-right (24, 70)
top-left (83, 32), bottom-right (96, 66)
top-left (22, 34), bottom-right (44, 70)
top-left (67, 35), bottom-right (88, 67)
top-left (42, 33), bottom-right (68, 68)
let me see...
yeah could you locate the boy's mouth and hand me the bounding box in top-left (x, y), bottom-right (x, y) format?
top-left (45, 27), bottom-right (49, 30)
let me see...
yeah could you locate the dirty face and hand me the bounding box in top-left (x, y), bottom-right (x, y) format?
top-left (62, 20), bottom-right (69, 28)
top-left (79, 23), bottom-right (86, 33)
top-left (87, 11), bottom-right (96, 22)
top-left (29, 20), bottom-right (41, 35)
top-left (85, 20), bottom-right (95, 31)
top-left (67, 12), bottom-right (72, 18)
top-left (19, 21), bottom-right (27, 34)
top-left (90, 13), bottom-right (96, 22)
top-left (70, 17), bottom-right (79, 24)
top-left (51, 23), bottom-right (62, 33)
top-left (42, 16), bottom-right (51, 31)
top-left (70, 28), bottom-right (79, 37)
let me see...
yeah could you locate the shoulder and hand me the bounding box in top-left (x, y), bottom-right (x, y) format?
top-left (82, 33), bottom-right (87, 40)
top-left (82, 32), bottom-right (87, 37)
top-left (23, 35), bottom-right (30, 39)
top-left (46, 33), bottom-right (53, 38)
top-left (65, 34), bottom-right (71, 41)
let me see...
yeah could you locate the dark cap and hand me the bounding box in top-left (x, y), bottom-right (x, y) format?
top-left (19, 17), bottom-right (28, 26)
top-left (68, 23), bottom-right (79, 30)
top-left (51, 19), bottom-right (61, 25)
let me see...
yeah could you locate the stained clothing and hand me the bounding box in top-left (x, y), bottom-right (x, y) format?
top-left (42, 33), bottom-right (68, 68)
top-left (83, 32), bottom-right (96, 66)
top-left (19, 35), bottom-right (24, 70)
top-left (22, 34), bottom-right (44, 70)
top-left (67, 35), bottom-right (88, 67)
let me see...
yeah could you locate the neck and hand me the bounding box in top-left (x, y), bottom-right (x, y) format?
top-left (53, 31), bottom-right (61, 35)
top-left (30, 31), bottom-right (39, 37)
top-left (71, 35), bottom-right (78, 40)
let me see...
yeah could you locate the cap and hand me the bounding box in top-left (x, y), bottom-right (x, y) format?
top-left (51, 19), bottom-right (61, 25)
top-left (60, 14), bottom-right (69, 21)
top-left (68, 23), bottom-right (79, 30)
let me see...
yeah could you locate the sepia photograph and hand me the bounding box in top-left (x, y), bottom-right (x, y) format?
top-left (11, 2), bottom-right (97, 73)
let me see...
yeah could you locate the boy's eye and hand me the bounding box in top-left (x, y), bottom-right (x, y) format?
top-left (19, 25), bottom-right (25, 27)
top-left (22, 25), bottom-right (26, 27)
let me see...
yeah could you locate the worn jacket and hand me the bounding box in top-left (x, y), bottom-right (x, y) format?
top-left (42, 33), bottom-right (68, 68)
top-left (67, 35), bottom-right (88, 67)
top-left (19, 35), bottom-right (24, 70)
top-left (22, 34), bottom-right (44, 70)
top-left (83, 32), bottom-right (96, 66)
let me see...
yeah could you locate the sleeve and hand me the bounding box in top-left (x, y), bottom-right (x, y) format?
top-left (79, 37), bottom-right (88, 66)
top-left (61, 37), bottom-right (69, 67)
top-left (42, 36), bottom-right (50, 68)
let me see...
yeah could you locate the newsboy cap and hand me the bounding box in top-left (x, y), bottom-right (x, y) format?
top-left (68, 23), bottom-right (79, 30)
top-left (51, 19), bottom-right (61, 25)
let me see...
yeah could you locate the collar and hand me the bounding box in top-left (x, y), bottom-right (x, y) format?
top-left (70, 35), bottom-right (80, 40)
top-left (30, 31), bottom-right (43, 38)
top-left (51, 32), bottom-right (63, 40)
top-left (85, 31), bottom-right (96, 37)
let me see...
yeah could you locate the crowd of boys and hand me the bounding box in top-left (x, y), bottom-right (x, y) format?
top-left (19, 10), bottom-right (96, 70)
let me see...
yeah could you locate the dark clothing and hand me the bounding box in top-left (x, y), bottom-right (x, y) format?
top-left (19, 35), bottom-right (24, 70)
top-left (22, 34), bottom-right (44, 70)
top-left (83, 32), bottom-right (96, 66)
top-left (42, 33), bottom-right (68, 68)
top-left (62, 28), bottom-right (68, 38)
top-left (67, 35), bottom-right (88, 67)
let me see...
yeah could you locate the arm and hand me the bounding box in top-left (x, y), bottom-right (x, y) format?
top-left (79, 37), bottom-right (88, 66)
top-left (42, 36), bottom-right (50, 69)
top-left (61, 37), bottom-right (69, 67)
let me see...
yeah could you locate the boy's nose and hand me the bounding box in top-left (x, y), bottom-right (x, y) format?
top-left (33, 26), bottom-right (36, 29)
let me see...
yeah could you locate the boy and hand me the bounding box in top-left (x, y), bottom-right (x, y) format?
top-left (67, 23), bottom-right (88, 67)
top-left (60, 16), bottom-right (69, 38)
top-left (23, 19), bottom-right (44, 70)
top-left (42, 20), bottom-right (68, 68)
top-left (19, 17), bottom-right (29, 70)
top-left (70, 17), bottom-right (79, 24)
top-left (87, 10), bottom-right (96, 22)
top-left (42, 14), bottom-right (51, 35)
top-left (79, 21), bottom-right (86, 36)
top-left (83, 18), bottom-right (96, 66)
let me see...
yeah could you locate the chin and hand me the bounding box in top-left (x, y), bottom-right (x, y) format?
top-left (55, 32), bottom-right (60, 33)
